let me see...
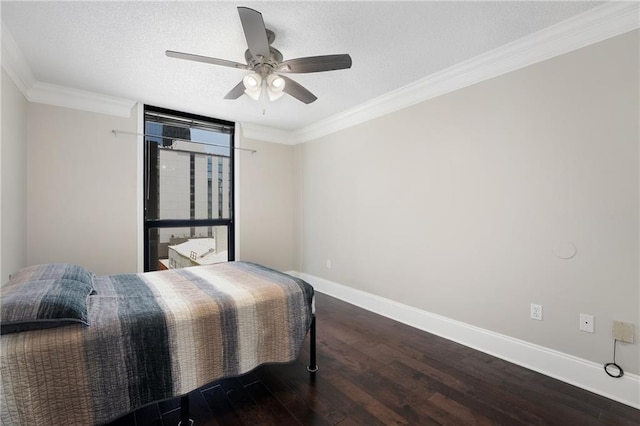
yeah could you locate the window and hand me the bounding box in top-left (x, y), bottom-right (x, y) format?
top-left (143, 105), bottom-right (235, 271)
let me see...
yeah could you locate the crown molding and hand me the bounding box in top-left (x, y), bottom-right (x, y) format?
top-left (241, 122), bottom-right (299, 145)
top-left (27, 82), bottom-right (136, 118)
top-left (4, 2), bottom-right (638, 130)
top-left (1, 21), bottom-right (35, 95)
top-left (288, 1), bottom-right (639, 144)
top-left (2, 21), bottom-right (135, 118)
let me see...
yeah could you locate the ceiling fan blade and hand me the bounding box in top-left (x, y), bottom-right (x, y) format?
top-left (280, 75), bottom-right (318, 104)
top-left (278, 54), bottom-right (352, 73)
top-left (224, 81), bottom-right (246, 99)
top-left (166, 50), bottom-right (247, 69)
top-left (237, 7), bottom-right (271, 60)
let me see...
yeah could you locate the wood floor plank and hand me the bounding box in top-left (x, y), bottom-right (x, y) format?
top-left (321, 370), bottom-right (409, 425)
top-left (498, 381), bottom-right (608, 426)
top-left (261, 359), bottom-right (365, 425)
top-left (598, 409), bottom-right (640, 426)
top-left (317, 329), bottom-right (387, 375)
top-left (221, 379), bottom-right (300, 425)
top-left (200, 384), bottom-right (245, 426)
top-left (385, 355), bottom-right (541, 424)
top-left (378, 347), bottom-right (544, 425)
top-left (255, 364), bottom-right (343, 426)
top-left (243, 379), bottom-right (302, 425)
top-left (343, 364), bottom-right (442, 425)
top-left (375, 343), bottom-right (554, 425)
top-left (608, 402), bottom-right (640, 423)
top-left (427, 392), bottom-right (497, 425)
top-left (373, 341), bottom-right (474, 393)
top-left (532, 373), bottom-right (614, 412)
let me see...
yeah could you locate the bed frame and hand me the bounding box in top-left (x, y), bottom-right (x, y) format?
top-left (178, 315), bottom-right (317, 426)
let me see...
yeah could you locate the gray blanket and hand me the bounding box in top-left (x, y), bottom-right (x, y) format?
top-left (0, 262), bottom-right (314, 425)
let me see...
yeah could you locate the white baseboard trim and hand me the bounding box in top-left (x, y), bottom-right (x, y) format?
top-left (291, 271), bottom-right (640, 409)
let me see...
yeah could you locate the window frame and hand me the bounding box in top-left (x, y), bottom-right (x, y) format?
top-left (143, 105), bottom-right (235, 271)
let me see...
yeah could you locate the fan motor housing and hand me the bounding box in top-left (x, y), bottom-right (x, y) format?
top-left (245, 46), bottom-right (284, 73)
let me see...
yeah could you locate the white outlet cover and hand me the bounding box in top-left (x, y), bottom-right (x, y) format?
top-left (530, 303), bottom-right (542, 320)
top-left (579, 314), bottom-right (594, 333)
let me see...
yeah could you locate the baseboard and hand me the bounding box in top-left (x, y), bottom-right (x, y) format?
top-left (289, 271), bottom-right (640, 409)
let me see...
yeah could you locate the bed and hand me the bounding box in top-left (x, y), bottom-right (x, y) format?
top-left (0, 261), bottom-right (315, 425)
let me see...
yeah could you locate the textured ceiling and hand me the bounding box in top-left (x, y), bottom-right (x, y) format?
top-left (2, 1), bottom-right (602, 130)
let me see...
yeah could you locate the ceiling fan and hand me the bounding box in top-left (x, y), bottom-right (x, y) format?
top-left (166, 6), bottom-right (352, 104)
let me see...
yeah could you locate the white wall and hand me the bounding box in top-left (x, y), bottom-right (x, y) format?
top-left (298, 31), bottom-right (639, 374)
top-left (26, 103), bottom-right (138, 275)
top-left (1, 68), bottom-right (28, 282)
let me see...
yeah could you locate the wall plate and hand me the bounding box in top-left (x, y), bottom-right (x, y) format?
top-left (612, 321), bottom-right (634, 343)
top-left (579, 314), bottom-right (594, 333)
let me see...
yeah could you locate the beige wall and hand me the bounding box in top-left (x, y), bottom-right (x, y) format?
top-left (298, 31), bottom-right (639, 373)
top-left (21, 102), bottom-right (296, 276)
top-left (26, 103), bottom-right (138, 275)
top-left (4, 26), bottom-right (636, 377)
top-left (1, 68), bottom-right (29, 282)
top-left (237, 135), bottom-right (298, 272)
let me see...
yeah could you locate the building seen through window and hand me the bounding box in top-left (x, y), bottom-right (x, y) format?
top-left (143, 106), bottom-right (235, 271)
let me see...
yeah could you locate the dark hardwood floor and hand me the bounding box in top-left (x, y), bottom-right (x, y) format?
top-left (107, 292), bottom-right (639, 425)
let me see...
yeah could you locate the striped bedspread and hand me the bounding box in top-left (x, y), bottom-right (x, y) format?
top-left (0, 262), bottom-right (314, 425)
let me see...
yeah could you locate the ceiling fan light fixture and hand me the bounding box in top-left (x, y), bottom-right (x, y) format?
top-left (266, 74), bottom-right (286, 101)
top-left (243, 72), bottom-right (262, 100)
top-left (268, 74), bottom-right (285, 90)
top-left (243, 72), bottom-right (261, 89)
top-left (267, 88), bottom-right (284, 101)
top-left (166, 7), bottom-right (352, 105)
top-left (244, 87), bottom-right (262, 101)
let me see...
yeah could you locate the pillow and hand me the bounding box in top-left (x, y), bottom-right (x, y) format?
top-left (1, 278), bottom-right (94, 335)
top-left (5, 263), bottom-right (95, 288)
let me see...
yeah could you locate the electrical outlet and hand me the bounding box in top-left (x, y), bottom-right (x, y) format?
top-left (579, 314), bottom-right (594, 333)
top-left (325, 259), bottom-right (332, 269)
top-left (530, 303), bottom-right (542, 321)
top-left (612, 321), bottom-right (634, 343)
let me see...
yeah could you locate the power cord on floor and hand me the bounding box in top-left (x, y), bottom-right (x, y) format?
top-left (603, 339), bottom-right (624, 378)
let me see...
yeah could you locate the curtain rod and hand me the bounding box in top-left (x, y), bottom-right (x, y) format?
top-left (144, 112), bottom-right (233, 134)
top-left (156, 145), bottom-right (230, 159)
top-left (111, 130), bottom-right (256, 154)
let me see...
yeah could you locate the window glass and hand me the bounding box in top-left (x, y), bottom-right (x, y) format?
top-left (148, 226), bottom-right (230, 271)
top-left (143, 106), bottom-right (234, 271)
top-left (144, 120), bottom-right (232, 221)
